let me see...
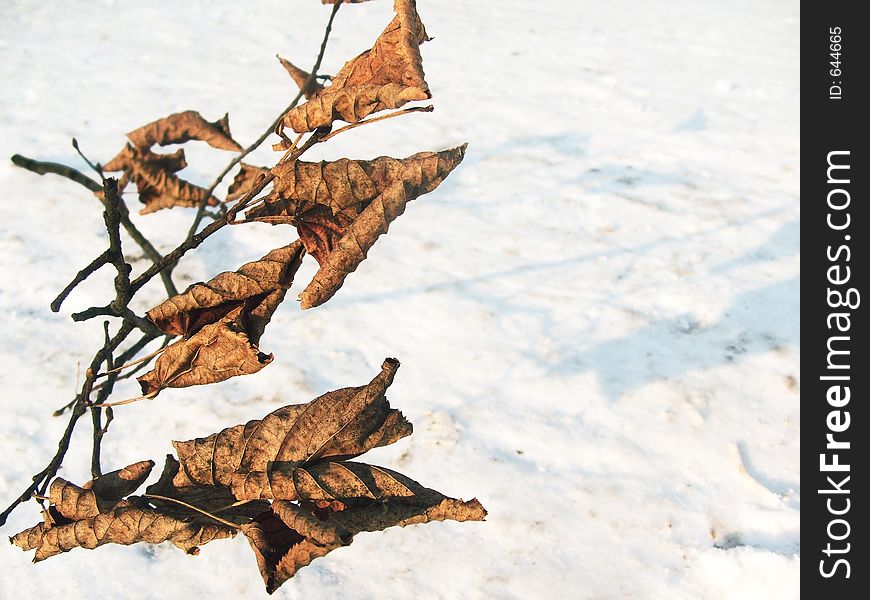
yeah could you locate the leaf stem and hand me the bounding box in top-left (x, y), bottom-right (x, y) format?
top-left (143, 495), bottom-right (242, 529)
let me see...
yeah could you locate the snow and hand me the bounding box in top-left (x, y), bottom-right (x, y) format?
top-left (0, 0), bottom-right (799, 598)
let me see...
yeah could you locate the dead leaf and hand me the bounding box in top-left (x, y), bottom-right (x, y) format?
top-left (146, 241), bottom-right (305, 342)
top-left (241, 508), bottom-right (333, 594)
top-left (283, 0), bottom-right (430, 132)
top-left (126, 110), bottom-right (243, 152)
top-left (146, 455), bottom-right (271, 525)
top-left (103, 143), bottom-right (187, 174)
top-left (226, 163), bottom-right (272, 202)
top-left (129, 159), bottom-right (219, 215)
top-left (46, 461), bottom-right (154, 522)
top-left (277, 56), bottom-right (324, 100)
top-left (173, 358), bottom-right (410, 494)
top-left (101, 142), bottom-right (213, 214)
top-left (10, 466), bottom-right (236, 562)
top-left (245, 146), bottom-right (465, 308)
top-left (83, 460), bottom-right (156, 504)
top-left (240, 484), bottom-right (483, 593)
top-left (137, 306), bottom-right (273, 398)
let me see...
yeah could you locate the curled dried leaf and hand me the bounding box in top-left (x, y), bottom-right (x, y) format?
top-left (83, 460), bottom-right (156, 504)
top-left (172, 358), bottom-right (410, 493)
top-left (128, 159), bottom-right (219, 215)
top-left (103, 143), bottom-right (187, 174)
top-left (146, 455), bottom-right (271, 525)
top-left (277, 56), bottom-right (324, 100)
top-left (302, 145), bottom-right (466, 308)
top-left (241, 509), bottom-right (332, 594)
top-left (126, 110), bottom-right (243, 152)
top-left (283, 0), bottom-right (430, 132)
top-left (146, 241), bottom-right (305, 342)
top-left (245, 145), bottom-right (466, 308)
top-left (11, 464), bottom-right (235, 562)
top-left (137, 306), bottom-right (273, 398)
top-left (241, 485), bottom-right (484, 593)
top-left (227, 163), bottom-right (272, 202)
top-left (11, 503), bottom-right (236, 562)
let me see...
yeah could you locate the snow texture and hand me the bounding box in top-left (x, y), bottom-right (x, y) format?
top-left (0, 0), bottom-right (799, 598)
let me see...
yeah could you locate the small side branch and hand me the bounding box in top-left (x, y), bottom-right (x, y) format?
top-left (51, 250), bottom-right (112, 312)
top-left (10, 154), bottom-right (177, 298)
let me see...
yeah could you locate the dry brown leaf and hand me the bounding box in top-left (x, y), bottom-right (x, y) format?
top-left (83, 460), bottom-right (156, 505)
top-left (172, 358), bottom-right (410, 495)
top-left (245, 145), bottom-right (465, 308)
top-left (302, 145), bottom-right (465, 308)
top-left (128, 159), bottom-right (219, 215)
top-left (277, 56), bottom-right (324, 100)
top-left (146, 455), bottom-right (271, 525)
top-left (283, 0), bottom-right (430, 132)
top-left (100, 141), bottom-right (214, 214)
top-left (126, 110), bottom-right (243, 152)
top-left (11, 503), bottom-right (236, 562)
top-left (240, 487), bottom-right (484, 593)
top-left (241, 508), bottom-right (333, 594)
top-left (11, 464), bottom-right (236, 562)
top-left (137, 306), bottom-right (273, 398)
top-left (226, 163), bottom-right (272, 202)
top-left (103, 143), bottom-right (187, 174)
top-left (146, 241), bottom-right (305, 342)
top-left (45, 461), bottom-right (155, 522)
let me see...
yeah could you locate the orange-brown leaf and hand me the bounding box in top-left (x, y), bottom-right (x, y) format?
top-left (299, 145), bottom-right (466, 308)
top-left (244, 145), bottom-right (465, 308)
top-left (283, 0), bottom-right (430, 132)
top-left (226, 163), bottom-right (272, 202)
top-left (126, 110), bottom-right (243, 151)
top-left (241, 485), bottom-right (484, 593)
top-left (103, 143), bottom-right (187, 174)
top-left (11, 503), bottom-right (236, 562)
top-left (11, 466), bottom-right (236, 562)
top-left (241, 508), bottom-right (333, 594)
top-left (137, 306), bottom-right (273, 398)
top-left (277, 56), bottom-right (324, 100)
top-left (146, 241), bottom-right (305, 341)
top-left (171, 359), bottom-right (410, 496)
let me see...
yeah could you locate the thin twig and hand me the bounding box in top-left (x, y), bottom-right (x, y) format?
top-left (103, 179), bottom-right (133, 312)
top-left (10, 154), bottom-right (178, 298)
top-left (185, 1), bottom-right (341, 238)
top-left (94, 394), bottom-right (152, 409)
top-left (97, 345), bottom-right (168, 378)
top-left (51, 250), bottom-right (112, 312)
top-left (90, 322), bottom-right (114, 478)
top-left (71, 138), bottom-right (104, 179)
top-left (318, 105), bottom-right (435, 143)
top-left (0, 321), bottom-right (135, 526)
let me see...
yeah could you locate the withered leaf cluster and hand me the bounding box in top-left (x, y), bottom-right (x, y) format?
top-left (102, 110), bottom-right (242, 214)
top-left (234, 0), bottom-right (466, 309)
top-left (12, 361), bottom-right (486, 594)
top-left (126, 0), bottom-right (465, 401)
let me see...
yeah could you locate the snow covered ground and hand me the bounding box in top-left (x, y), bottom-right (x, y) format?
top-left (0, 0), bottom-right (799, 598)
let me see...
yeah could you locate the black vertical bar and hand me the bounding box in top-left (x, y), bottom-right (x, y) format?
top-left (803, 4), bottom-right (867, 596)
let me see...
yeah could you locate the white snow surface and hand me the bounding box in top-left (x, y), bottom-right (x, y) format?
top-left (0, 1), bottom-right (799, 598)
